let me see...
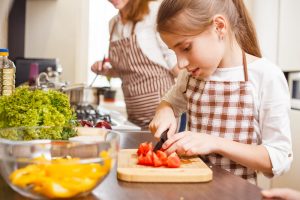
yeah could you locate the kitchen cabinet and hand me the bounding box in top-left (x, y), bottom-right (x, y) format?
top-left (271, 110), bottom-right (300, 190)
top-left (251, 0), bottom-right (300, 72)
top-left (278, 0), bottom-right (300, 71)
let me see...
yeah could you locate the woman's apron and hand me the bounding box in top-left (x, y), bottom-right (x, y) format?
top-left (185, 52), bottom-right (259, 184)
top-left (108, 22), bottom-right (174, 129)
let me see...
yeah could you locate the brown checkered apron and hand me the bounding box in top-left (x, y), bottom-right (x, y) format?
top-left (108, 21), bottom-right (174, 129)
top-left (185, 52), bottom-right (259, 184)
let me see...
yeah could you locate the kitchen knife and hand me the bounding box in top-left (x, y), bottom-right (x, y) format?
top-left (153, 129), bottom-right (169, 152)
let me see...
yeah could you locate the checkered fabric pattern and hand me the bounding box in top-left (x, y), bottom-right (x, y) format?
top-left (186, 77), bottom-right (259, 184)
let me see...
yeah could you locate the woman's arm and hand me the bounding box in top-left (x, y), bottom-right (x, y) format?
top-left (90, 61), bottom-right (120, 78)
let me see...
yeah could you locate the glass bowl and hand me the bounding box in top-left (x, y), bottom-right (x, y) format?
top-left (0, 126), bottom-right (120, 199)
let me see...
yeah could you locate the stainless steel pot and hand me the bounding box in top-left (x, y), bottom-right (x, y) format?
top-left (62, 84), bottom-right (109, 106)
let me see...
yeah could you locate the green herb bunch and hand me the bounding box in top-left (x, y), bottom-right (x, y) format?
top-left (0, 86), bottom-right (77, 140)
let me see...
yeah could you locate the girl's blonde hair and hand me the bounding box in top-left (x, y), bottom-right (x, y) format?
top-left (124, 0), bottom-right (156, 24)
top-left (157, 0), bottom-right (262, 57)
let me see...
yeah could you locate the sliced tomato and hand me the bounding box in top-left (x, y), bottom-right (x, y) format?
top-left (137, 154), bottom-right (146, 165)
top-left (137, 142), bottom-right (153, 156)
top-left (137, 142), bottom-right (147, 156)
top-left (166, 152), bottom-right (181, 168)
top-left (152, 152), bottom-right (163, 167)
top-left (148, 142), bottom-right (153, 151)
top-left (144, 150), bottom-right (153, 166)
top-left (156, 150), bottom-right (168, 166)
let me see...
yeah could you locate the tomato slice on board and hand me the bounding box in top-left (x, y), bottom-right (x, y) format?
top-left (137, 142), bottom-right (153, 156)
top-left (137, 142), bottom-right (181, 168)
top-left (152, 152), bottom-right (163, 167)
top-left (166, 152), bottom-right (181, 168)
top-left (137, 154), bottom-right (146, 165)
top-left (144, 150), bottom-right (153, 166)
top-left (156, 150), bottom-right (168, 166)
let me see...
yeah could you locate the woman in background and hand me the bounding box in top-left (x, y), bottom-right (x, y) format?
top-left (91, 0), bottom-right (178, 129)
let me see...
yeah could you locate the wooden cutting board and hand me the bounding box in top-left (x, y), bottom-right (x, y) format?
top-left (117, 149), bottom-right (213, 183)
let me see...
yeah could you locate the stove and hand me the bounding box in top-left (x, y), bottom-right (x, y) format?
top-left (73, 104), bottom-right (141, 131)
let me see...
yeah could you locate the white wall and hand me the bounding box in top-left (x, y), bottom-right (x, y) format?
top-left (277, 0), bottom-right (300, 71)
top-left (251, 0), bottom-right (280, 64)
top-left (88, 0), bottom-right (117, 87)
top-left (0, 0), bottom-right (13, 48)
top-left (25, 0), bottom-right (89, 84)
top-left (0, 16), bottom-right (9, 48)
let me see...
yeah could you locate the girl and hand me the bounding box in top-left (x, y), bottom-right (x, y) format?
top-left (91, 0), bottom-right (179, 129)
top-left (149, 0), bottom-right (292, 184)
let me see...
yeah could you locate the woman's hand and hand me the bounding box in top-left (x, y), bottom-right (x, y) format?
top-left (162, 131), bottom-right (220, 156)
top-left (91, 60), bottom-right (110, 75)
top-left (149, 101), bottom-right (177, 139)
top-left (262, 188), bottom-right (300, 200)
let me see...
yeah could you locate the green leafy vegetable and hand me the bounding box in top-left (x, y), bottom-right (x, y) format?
top-left (0, 86), bottom-right (77, 140)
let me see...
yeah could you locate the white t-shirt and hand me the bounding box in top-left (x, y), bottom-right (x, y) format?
top-left (109, 1), bottom-right (177, 70)
top-left (163, 57), bottom-right (292, 177)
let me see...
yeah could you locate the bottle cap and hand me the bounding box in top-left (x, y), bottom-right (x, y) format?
top-left (0, 48), bottom-right (9, 56)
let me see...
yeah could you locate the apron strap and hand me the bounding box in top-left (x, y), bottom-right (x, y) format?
top-left (131, 22), bottom-right (136, 36)
top-left (109, 19), bottom-right (118, 42)
top-left (242, 50), bottom-right (248, 82)
top-left (109, 19), bottom-right (136, 41)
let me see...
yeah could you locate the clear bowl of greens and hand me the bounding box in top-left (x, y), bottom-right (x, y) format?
top-left (0, 127), bottom-right (120, 199)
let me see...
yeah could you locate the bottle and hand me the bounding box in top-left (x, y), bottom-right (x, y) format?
top-left (0, 48), bottom-right (16, 96)
top-left (28, 62), bottom-right (39, 86)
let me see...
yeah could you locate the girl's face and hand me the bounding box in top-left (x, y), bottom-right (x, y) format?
top-left (108, 0), bottom-right (130, 10)
top-left (161, 26), bottom-right (225, 79)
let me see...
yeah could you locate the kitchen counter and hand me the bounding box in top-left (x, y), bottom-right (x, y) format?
top-left (0, 131), bottom-right (263, 200)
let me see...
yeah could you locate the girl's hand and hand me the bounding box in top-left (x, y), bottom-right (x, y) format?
top-left (162, 131), bottom-right (220, 156)
top-left (262, 188), bottom-right (300, 200)
top-left (149, 101), bottom-right (177, 139)
top-left (91, 60), bottom-right (110, 75)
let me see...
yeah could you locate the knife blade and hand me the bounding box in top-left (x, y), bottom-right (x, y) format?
top-left (153, 129), bottom-right (169, 152)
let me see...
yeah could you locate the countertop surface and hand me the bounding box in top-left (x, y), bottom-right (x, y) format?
top-left (0, 131), bottom-right (264, 200)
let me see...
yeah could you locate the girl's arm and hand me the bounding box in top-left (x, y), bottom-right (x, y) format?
top-left (215, 138), bottom-right (273, 175)
top-left (149, 70), bottom-right (189, 137)
top-left (163, 132), bottom-right (273, 175)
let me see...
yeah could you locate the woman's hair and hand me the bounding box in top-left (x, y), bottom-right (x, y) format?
top-left (124, 0), bottom-right (156, 24)
top-left (157, 0), bottom-right (261, 57)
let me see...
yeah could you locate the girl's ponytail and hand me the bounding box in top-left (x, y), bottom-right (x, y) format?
top-left (231, 0), bottom-right (262, 57)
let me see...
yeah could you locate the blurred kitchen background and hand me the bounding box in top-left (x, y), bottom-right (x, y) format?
top-left (0, 0), bottom-right (299, 191)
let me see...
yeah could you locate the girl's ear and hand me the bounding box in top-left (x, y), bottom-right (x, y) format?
top-left (212, 15), bottom-right (227, 40)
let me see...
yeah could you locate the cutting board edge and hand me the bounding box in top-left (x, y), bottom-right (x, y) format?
top-left (117, 168), bottom-right (213, 183)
